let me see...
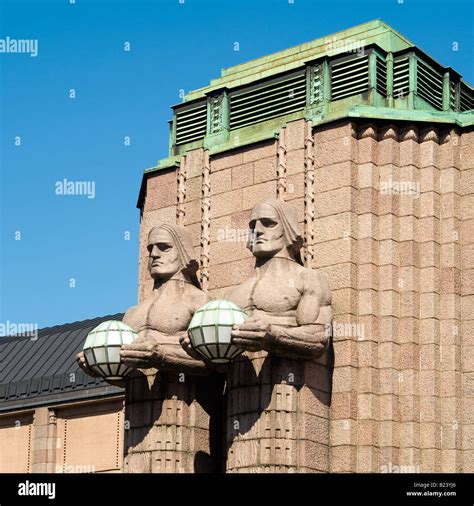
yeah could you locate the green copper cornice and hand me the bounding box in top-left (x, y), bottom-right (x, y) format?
top-left (166, 20), bottom-right (472, 157)
top-left (137, 18), bottom-right (473, 207)
top-left (144, 157), bottom-right (180, 174)
top-left (185, 19), bottom-right (412, 101)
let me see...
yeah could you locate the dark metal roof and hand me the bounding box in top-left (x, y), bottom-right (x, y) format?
top-left (0, 314), bottom-right (125, 412)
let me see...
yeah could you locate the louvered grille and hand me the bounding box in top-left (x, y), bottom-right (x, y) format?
top-left (172, 47), bottom-right (472, 149)
top-left (175, 102), bottom-right (207, 145)
top-left (309, 64), bottom-right (323, 105)
top-left (417, 59), bottom-right (443, 110)
top-left (460, 83), bottom-right (474, 111)
top-left (331, 54), bottom-right (369, 101)
top-left (229, 71), bottom-right (306, 130)
top-left (393, 58), bottom-right (410, 100)
top-left (450, 81), bottom-right (458, 111)
top-left (376, 56), bottom-right (387, 97)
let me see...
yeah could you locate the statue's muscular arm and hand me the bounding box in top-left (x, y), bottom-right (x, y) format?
top-left (232, 270), bottom-right (332, 360)
top-left (268, 270), bottom-right (331, 359)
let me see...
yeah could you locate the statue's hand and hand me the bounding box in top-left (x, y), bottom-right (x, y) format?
top-left (120, 335), bottom-right (164, 369)
top-left (179, 333), bottom-right (229, 373)
top-left (179, 333), bottom-right (205, 361)
top-left (231, 316), bottom-right (273, 352)
top-left (76, 351), bottom-right (100, 378)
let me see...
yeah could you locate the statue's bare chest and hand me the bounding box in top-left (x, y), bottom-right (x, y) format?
top-left (230, 270), bottom-right (302, 313)
top-left (125, 294), bottom-right (192, 335)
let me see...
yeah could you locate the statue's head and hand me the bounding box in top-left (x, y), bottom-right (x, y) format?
top-left (248, 198), bottom-right (303, 263)
top-left (147, 223), bottom-right (199, 283)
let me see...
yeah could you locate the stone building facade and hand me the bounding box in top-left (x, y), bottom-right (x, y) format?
top-left (0, 316), bottom-right (125, 473)
top-left (1, 20), bottom-right (472, 475)
top-left (133, 20), bottom-right (474, 472)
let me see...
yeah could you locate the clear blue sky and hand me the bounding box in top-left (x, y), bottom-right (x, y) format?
top-left (0, 0), bottom-right (472, 329)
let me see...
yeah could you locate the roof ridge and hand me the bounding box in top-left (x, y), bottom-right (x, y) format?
top-left (0, 313), bottom-right (125, 344)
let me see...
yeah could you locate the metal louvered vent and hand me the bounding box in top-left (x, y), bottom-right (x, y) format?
top-left (175, 101), bottom-right (207, 145)
top-left (417, 59), bottom-right (443, 110)
top-left (376, 56), bottom-right (387, 97)
top-left (229, 71), bottom-right (306, 130)
top-left (450, 81), bottom-right (458, 111)
top-left (460, 83), bottom-right (474, 111)
top-left (309, 64), bottom-right (323, 105)
top-left (393, 58), bottom-right (409, 100)
top-left (331, 54), bottom-right (369, 101)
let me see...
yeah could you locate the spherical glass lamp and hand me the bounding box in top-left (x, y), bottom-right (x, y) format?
top-left (82, 320), bottom-right (137, 380)
top-left (188, 300), bottom-right (247, 363)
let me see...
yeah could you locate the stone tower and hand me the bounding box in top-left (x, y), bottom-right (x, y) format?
top-left (135, 20), bottom-right (474, 472)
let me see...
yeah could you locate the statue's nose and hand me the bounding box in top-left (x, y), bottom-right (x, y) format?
top-left (254, 222), bottom-right (265, 235)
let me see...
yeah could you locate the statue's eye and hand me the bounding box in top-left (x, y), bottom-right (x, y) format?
top-left (158, 244), bottom-right (172, 252)
top-left (261, 218), bottom-right (277, 228)
top-left (249, 220), bottom-right (256, 230)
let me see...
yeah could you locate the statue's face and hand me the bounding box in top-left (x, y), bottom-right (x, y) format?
top-left (249, 203), bottom-right (287, 258)
top-left (147, 229), bottom-right (181, 279)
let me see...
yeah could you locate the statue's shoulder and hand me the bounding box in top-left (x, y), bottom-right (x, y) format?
top-left (214, 277), bottom-right (255, 310)
top-left (185, 283), bottom-right (209, 308)
top-left (122, 302), bottom-right (144, 327)
top-left (124, 293), bottom-right (158, 316)
top-left (124, 302), bottom-right (139, 316)
top-left (300, 267), bottom-right (331, 303)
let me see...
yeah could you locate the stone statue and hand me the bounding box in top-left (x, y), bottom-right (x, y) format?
top-left (229, 199), bottom-right (331, 359)
top-left (182, 198), bottom-right (332, 472)
top-left (119, 224), bottom-right (209, 374)
top-left (77, 223), bottom-right (223, 473)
